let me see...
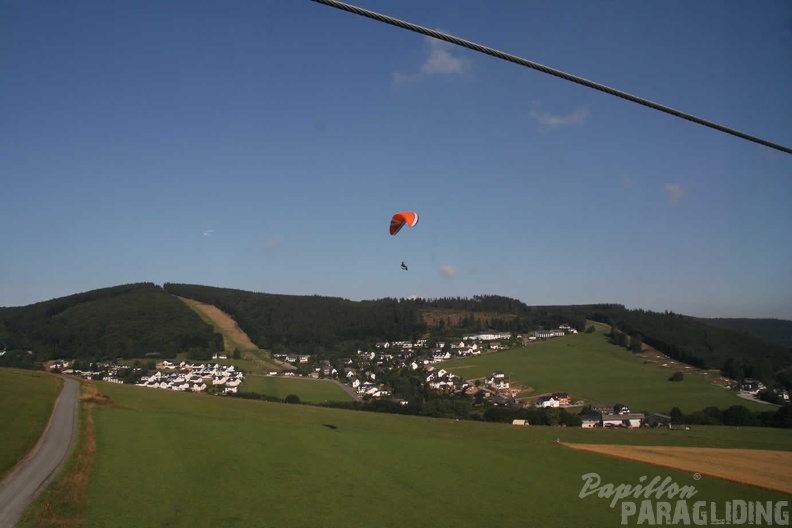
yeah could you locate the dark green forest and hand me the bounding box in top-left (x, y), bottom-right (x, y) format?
top-left (694, 317), bottom-right (792, 349)
top-left (0, 283), bottom-right (222, 362)
top-left (585, 306), bottom-right (792, 383)
top-left (162, 284), bottom-right (600, 354)
top-left (163, 283), bottom-right (428, 354)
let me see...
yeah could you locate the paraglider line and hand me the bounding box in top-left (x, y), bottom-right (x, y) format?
top-left (310, 0), bottom-right (792, 155)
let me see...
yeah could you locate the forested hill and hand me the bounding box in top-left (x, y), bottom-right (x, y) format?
top-left (162, 284), bottom-right (607, 354)
top-left (0, 283), bottom-right (222, 363)
top-left (163, 283), bottom-right (425, 353)
top-left (693, 317), bottom-right (792, 349)
top-left (2, 282), bottom-right (790, 387)
top-left (159, 285), bottom-right (792, 385)
top-left (585, 307), bottom-right (792, 383)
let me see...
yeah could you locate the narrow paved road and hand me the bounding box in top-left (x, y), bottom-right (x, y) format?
top-left (0, 377), bottom-right (79, 528)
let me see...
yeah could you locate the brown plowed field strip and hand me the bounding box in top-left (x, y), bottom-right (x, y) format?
top-left (183, 299), bottom-right (259, 352)
top-left (565, 444), bottom-right (792, 495)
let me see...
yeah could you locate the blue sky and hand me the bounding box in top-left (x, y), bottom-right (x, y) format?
top-left (2, 1), bottom-right (791, 319)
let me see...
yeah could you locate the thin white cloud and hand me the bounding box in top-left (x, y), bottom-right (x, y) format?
top-left (393, 34), bottom-right (469, 84)
top-left (664, 183), bottom-right (688, 204)
top-left (529, 105), bottom-right (590, 128)
top-left (203, 229), bottom-right (214, 237)
top-left (440, 265), bottom-right (458, 277)
top-left (421, 38), bottom-right (467, 75)
top-left (265, 234), bottom-right (283, 250)
top-left (762, 148), bottom-right (780, 161)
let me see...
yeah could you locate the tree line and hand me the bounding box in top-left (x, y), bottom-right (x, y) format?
top-left (0, 283), bottom-right (222, 361)
top-left (589, 307), bottom-right (792, 388)
top-left (668, 404), bottom-right (792, 428)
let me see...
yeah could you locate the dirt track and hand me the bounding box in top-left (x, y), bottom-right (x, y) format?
top-left (565, 443), bottom-right (792, 495)
top-left (184, 299), bottom-right (259, 352)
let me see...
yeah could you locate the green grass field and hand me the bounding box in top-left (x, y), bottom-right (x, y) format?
top-left (0, 368), bottom-right (62, 478)
top-left (74, 383), bottom-right (790, 528)
top-left (240, 374), bottom-right (355, 403)
top-left (440, 331), bottom-right (771, 413)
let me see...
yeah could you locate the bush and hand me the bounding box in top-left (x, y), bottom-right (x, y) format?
top-left (669, 371), bottom-right (684, 382)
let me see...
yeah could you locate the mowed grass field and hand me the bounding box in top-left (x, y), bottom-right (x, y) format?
top-left (440, 331), bottom-right (770, 413)
top-left (60, 383), bottom-right (790, 528)
top-left (0, 368), bottom-right (62, 479)
top-left (241, 374), bottom-right (355, 403)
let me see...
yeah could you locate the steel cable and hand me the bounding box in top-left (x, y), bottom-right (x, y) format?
top-left (311, 0), bottom-right (792, 155)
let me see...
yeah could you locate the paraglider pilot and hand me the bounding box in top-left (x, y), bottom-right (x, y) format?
top-left (390, 212), bottom-right (418, 273)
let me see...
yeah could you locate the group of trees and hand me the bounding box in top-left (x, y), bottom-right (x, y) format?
top-left (595, 307), bottom-right (792, 389)
top-left (0, 283), bottom-right (222, 362)
top-left (163, 284), bottom-right (428, 354)
top-left (669, 405), bottom-right (792, 428)
top-left (162, 285), bottom-right (608, 359)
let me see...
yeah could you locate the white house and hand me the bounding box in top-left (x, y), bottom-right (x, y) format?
top-left (602, 413), bottom-right (645, 428)
top-left (533, 329), bottom-right (566, 339)
top-left (537, 396), bottom-right (560, 408)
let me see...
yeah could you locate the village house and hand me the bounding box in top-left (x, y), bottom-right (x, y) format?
top-left (643, 413), bottom-right (672, 428)
top-left (589, 403), bottom-right (630, 415)
top-left (358, 350), bottom-right (376, 361)
top-left (602, 413), bottom-right (645, 428)
top-left (579, 414), bottom-right (601, 428)
top-left (536, 395), bottom-right (560, 408)
top-left (432, 350), bottom-right (451, 362)
top-left (485, 371), bottom-right (510, 391)
top-left (533, 329), bottom-right (566, 339)
top-left (467, 331), bottom-right (512, 341)
top-left (740, 378), bottom-right (766, 395)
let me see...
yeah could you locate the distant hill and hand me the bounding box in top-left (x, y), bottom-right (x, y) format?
top-left (162, 284), bottom-right (607, 355)
top-left (693, 317), bottom-right (792, 349)
top-left (584, 307), bottom-right (792, 384)
top-left (0, 283), bottom-right (222, 362)
top-left (2, 282), bottom-right (790, 387)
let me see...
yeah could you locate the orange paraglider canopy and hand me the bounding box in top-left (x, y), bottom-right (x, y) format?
top-left (390, 211), bottom-right (419, 235)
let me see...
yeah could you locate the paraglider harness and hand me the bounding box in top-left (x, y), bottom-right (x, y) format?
top-left (400, 262), bottom-right (408, 271)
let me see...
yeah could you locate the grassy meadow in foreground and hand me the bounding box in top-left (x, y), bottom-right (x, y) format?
top-left (240, 374), bottom-right (354, 403)
top-left (77, 382), bottom-right (790, 528)
top-left (0, 368), bottom-right (62, 478)
top-left (440, 331), bottom-right (770, 413)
